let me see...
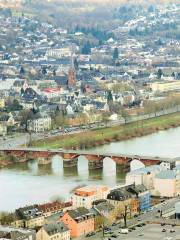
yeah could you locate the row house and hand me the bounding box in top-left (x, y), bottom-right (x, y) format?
top-left (60, 207), bottom-right (94, 238)
top-left (39, 201), bottom-right (72, 217)
top-left (36, 222), bottom-right (70, 240)
top-left (107, 184), bottom-right (151, 218)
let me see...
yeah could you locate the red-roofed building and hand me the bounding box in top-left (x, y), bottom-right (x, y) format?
top-left (41, 87), bottom-right (62, 100)
top-left (39, 201), bottom-right (72, 217)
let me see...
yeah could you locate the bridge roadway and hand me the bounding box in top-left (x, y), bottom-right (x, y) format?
top-left (0, 147), bottom-right (174, 163)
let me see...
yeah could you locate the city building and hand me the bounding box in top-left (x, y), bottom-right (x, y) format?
top-left (14, 205), bottom-right (45, 228)
top-left (72, 185), bottom-right (109, 209)
top-left (36, 222), bottom-right (70, 240)
top-left (126, 165), bottom-right (163, 190)
top-left (60, 207), bottom-right (94, 237)
top-left (0, 225), bottom-right (36, 240)
top-left (27, 112), bottom-right (51, 132)
top-left (39, 201), bottom-right (72, 217)
top-left (175, 202), bottom-right (180, 219)
top-left (92, 199), bottom-right (116, 229)
top-left (0, 123), bottom-right (7, 136)
top-left (0, 98), bottom-right (5, 108)
top-left (149, 80), bottom-right (180, 92)
top-left (107, 184), bottom-right (151, 217)
top-left (153, 170), bottom-right (180, 197)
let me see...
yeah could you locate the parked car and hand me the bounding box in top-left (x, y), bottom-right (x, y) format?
top-left (119, 228), bottom-right (128, 234)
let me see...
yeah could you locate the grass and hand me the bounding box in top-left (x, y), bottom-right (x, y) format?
top-left (31, 112), bottom-right (180, 150)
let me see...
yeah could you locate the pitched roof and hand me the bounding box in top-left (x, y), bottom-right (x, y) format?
top-left (155, 170), bottom-right (179, 179)
top-left (43, 222), bottom-right (69, 236)
top-left (67, 207), bottom-right (94, 222)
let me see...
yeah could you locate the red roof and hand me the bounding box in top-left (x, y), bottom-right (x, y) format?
top-left (39, 201), bottom-right (72, 213)
top-left (43, 87), bottom-right (61, 93)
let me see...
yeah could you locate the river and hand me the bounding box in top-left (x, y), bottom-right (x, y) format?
top-left (1, 127), bottom-right (180, 212)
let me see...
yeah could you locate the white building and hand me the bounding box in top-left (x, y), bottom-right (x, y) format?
top-left (27, 113), bottom-right (51, 132)
top-left (72, 185), bottom-right (109, 209)
top-left (153, 170), bottom-right (180, 197)
top-left (126, 165), bottom-right (164, 190)
top-left (46, 48), bottom-right (71, 59)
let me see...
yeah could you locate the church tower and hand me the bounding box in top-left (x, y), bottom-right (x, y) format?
top-left (68, 53), bottom-right (76, 87)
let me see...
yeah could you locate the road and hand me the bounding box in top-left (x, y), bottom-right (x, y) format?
top-left (0, 128), bottom-right (87, 148)
top-left (1, 105), bottom-right (180, 149)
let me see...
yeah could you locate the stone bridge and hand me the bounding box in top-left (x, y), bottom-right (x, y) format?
top-left (0, 147), bottom-right (172, 171)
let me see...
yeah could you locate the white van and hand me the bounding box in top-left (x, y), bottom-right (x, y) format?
top-left (120, 228), bottom-right (129, 234)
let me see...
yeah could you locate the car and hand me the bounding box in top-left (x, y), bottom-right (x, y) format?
top-left (138, 233), bottom-right (144, 236)
top-left (171, 224), bottom-right (176, 227)
top-left (104, 227), bottom-right (111, 231)
top-left (85, 233), bottom-right (91, 237)
top-left (170, 230), bottom-right (175, 233)
top-left (85, 232), bottom-right (95, 237)
top-left (162, 229), bottom-right (166, 232)
top-left (161, 223), bottom-right (166, 226)
top-left (131, 227), bottom-right (136, 230)
top-left (111, 234), bottom-right (118, 238)
top-left (137, 218), bottom-right (141, 221)
top-left (141, 223), bottom-right (146, 226)
top-left (112, 223), bottom-right (117, 226)
top-left (137, 224), bottom-right (142, 227)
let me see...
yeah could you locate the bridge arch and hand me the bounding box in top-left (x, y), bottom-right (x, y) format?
top-left (130, 159), bottom-right (145, 171)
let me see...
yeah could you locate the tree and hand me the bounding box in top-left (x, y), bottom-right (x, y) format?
top-left (54, 113), bottom-right (66, 128)
top-left (0, 212), bottom-right (15, 225)
top-left (121, 205), bottom-right (131, 228)
top-left (50, 195), bottom-right (65, 203)
top-left (53, 69), bottom-right (56, 76)
top-left (19, 66), bottom-right (25, 75)
top-left (102, 112), bottom-right (110, 127)
top-left (19, 109), bottom-right (31, 129)
top-left (74, 58), bottom-right (79, 71)
top-left (120, 108), bottom-right (129, 124)
top-left (113, 47), bottom-right (119, 60)
top-left (172, 72), bottom-right (175, 78)
top-left (21, 88), bottom-right (25, 95)
top-left (157, 69), bottom-right (163, 79)
top-left (81, 41), bottom-right (91, 55)
top-left (107, 90), bottom-right (113, 103)
top-left (42, 66), bottom-right (47, 75)
top-left (7, 99), bottom-right (23, 111)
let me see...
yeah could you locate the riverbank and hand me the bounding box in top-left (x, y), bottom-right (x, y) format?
top-left (30, 112), bottom-right (180, 150)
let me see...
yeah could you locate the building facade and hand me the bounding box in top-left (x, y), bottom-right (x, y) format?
top-left (27, 113), bottom-right (51, 132)
top-left (36, 222), bottom-right (70, 240)
top-left (60, 207), bottom-right (94, 237)
top-left (72, 185), bottom-right (109, 209)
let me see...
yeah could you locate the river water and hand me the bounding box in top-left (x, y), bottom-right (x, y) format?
top-left (1, 127), bottom-right (180, 212)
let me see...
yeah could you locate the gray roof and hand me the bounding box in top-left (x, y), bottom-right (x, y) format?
top-left (107, 184), bottom-right (148, 201)
top-left (94, 201), bottom-right (114, 213)
top-left (67, 207), bottom-right (94, 222)
top-left (155, 170), bottom-right (179, 179)
top-left (43, 222), bottom-right (69, 236)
